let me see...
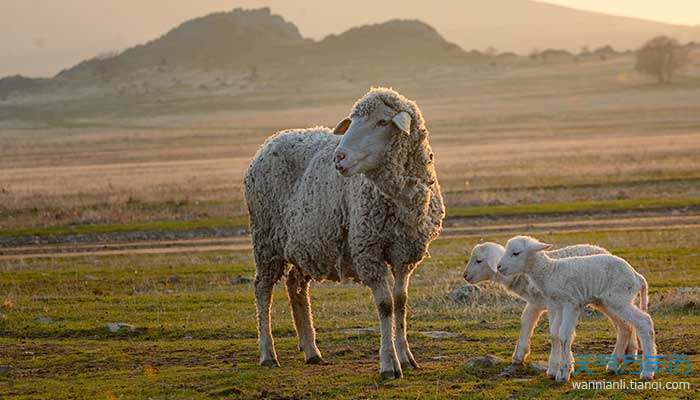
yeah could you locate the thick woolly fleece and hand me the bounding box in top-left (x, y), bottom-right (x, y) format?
top-left (493, 244), bottom-right (611, 306)
top-left (244, 87), bottom-right (445, 286)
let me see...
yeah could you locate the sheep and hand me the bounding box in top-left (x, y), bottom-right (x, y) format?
top-left (497, 236), bottom-right (656, 382)
top-left (243, 87), bottom-right (444, 379)
top-left (464, 242), bottom-right (639, 377)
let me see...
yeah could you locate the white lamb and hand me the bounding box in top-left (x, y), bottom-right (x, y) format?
top-left (464, 242), bottom-right (638, 377)
top-left (497, 236), bottom-right (656, 382)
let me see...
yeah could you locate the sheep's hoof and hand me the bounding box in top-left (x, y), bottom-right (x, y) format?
top-left (380, 370), bottom-right (402, 380)
top-left (640, 371), bottom-right (655, 381)
top-left (605, 363), bottom-right (620, 374)
top-left (555, 369), bottom-right (571, 384)
top-left (400, 358), bottom-right (420, 370)
top-left (306, 356), bottom-right (328, 365)
top-left (260, 358), bottom-right (280, 368)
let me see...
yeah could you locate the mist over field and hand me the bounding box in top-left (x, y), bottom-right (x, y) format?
top-left (0, 3), bottom-right (699, 399)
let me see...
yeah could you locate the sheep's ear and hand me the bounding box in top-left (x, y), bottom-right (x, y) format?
top-left (333, 118), bottom-right (351, 135)
top-left (392, 111), bottom-right (411, 135)
top-left (529, 242), bottom-right (553, 253)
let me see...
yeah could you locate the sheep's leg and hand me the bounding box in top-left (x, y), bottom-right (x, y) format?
top-left (285, 267), bottom-right (324, 364)
top-left (512, 303), bottom-right (545, 365)
top-left (556, 304), bottom-right (580, 383)
top-left (609, 304), bottom-right (657, 380)
top-left (546, 305), bottom-right (563, 378)
top-left (369, 277), bottom-right (402, 379)
top-left (393, 266), bottom-right (418, 370)
top-left (625, 326), bottom-right (639, 357)
top-left (255, 262), bottom-right (284, 367)
top-left (599, 309), bottom-right (634, 372)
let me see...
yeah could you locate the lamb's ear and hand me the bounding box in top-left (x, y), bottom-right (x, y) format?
top-left (333, 118), bottom-right (351, 135)
top-left (392, 111), bottom-right (411, 135)
top-left (529, 241), bottom-right (553, 253)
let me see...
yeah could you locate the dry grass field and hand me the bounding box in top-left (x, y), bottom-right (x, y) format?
top-left (1, 53), bottom-right (699, 398)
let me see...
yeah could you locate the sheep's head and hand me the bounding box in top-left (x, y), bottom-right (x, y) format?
top-left (333, 87), bottom-right (425, 177)
top-left (463, 242), bottom-right (504, 283)
top-left (497, 236), bottom-right (552, 275)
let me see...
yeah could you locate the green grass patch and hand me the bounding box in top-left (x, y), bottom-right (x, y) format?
top-left (0, 226), bottom-right (699, 398)
top-left (447, 197), bottom-right (700, 219)
top-left (0, 216), bottom-right (249, 238)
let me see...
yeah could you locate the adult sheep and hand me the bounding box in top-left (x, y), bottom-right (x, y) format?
top-left (244, 87), bottom-right (445, 378)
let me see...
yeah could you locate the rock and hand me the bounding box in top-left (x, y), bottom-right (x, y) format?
top-left (83, 274), bottom-right (99, 281)
top-left (230, 275), bottom-right (253, 285)
top-left (465, 355), bottom-right (505, 369)
top-left (106, 322), bottom-right (136, 333)
top-left (182, 335), bottom-right (193, 340)
top-left (166, 275), bottom-right (180, 284)
top-left (0, 365), bottom-right (11, 375)
top-left (34, 316), bottom-right (53, 324)
top-left (339, 327), bottom-right (379, 336)
top-left (499, 362), bottom-right (548, 377)
top-left (419, 331), bottom-right (459, 339)
top-left (447, 284), bottom-right (481, 304)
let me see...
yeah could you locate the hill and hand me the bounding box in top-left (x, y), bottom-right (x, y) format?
top-left (6, 8), bottom-right (470, 89)
top-left (56, 8), bottom-right (311, 81)
top-left (231, 0), bottom-right (700, 53)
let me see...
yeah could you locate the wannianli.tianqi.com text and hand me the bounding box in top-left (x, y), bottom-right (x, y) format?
top-left (571, 380), bottom-right (692, 391)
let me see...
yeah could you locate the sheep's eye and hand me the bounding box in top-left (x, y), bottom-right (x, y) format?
top-left (475, 259), bottom-right (483, 264)
top-left (376, 119), bottom-right (389, 127)
top-left (512, 251), bottom-right (521, 256)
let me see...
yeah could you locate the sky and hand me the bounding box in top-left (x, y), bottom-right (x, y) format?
top-left (1, 0), bottom-right (698, 78)
top-left (541, 0), bottom-right (699, 26)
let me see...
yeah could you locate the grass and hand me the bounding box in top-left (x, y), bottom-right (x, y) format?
top-left (0, 216), bottom-right (248, 238)
top-left (3, 197), bottom-right (697, 239)
top-left (1, 226), bottom-right (698, 399)
top-left (447, 198), bottom-right (700, 219)
top-left (1, 49), bottom-right (700, 399)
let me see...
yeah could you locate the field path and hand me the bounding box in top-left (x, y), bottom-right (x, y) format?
top-left (2, 211), bottom-right (698, 260)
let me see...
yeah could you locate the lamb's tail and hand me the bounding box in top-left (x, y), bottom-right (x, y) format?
top-left (638, 275), bottom-right (649, 313)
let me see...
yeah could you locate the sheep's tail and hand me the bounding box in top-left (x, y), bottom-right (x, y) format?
top-left (638, 275), bottom-right (649, 313)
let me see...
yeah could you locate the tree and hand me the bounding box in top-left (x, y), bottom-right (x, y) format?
top-left (636, 36), bottom-right (689, 83)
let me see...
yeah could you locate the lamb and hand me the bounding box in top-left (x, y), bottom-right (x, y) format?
top-left (497, 236), bottom-right (656, 382)
top-left (464, 242), bottom-right (638, 377)
top-left (244, 87), bottom-right (444, 379)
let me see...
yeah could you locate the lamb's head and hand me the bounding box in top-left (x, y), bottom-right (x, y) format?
top-left (464, 242), bottom-right (504, 283)
top-left (497, 236), bottom-right (552, 275)
top-left (333, 87), bottom-right (426, 177)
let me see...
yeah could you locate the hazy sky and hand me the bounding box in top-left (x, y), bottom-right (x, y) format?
top-left (1, 0), bottom-right (698, 78)
top-left (543, 0), bottom-right (699, 26)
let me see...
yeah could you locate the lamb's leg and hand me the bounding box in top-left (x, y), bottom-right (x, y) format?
top-left (546, 305), bottom-right (563, 378)
top-left (512, 303), bottom-right (545, 365)
top-left (285, 267), bottom-right (324, 364)
top-left (370, 277), bottom-right (402, 379)
top-left (556, 304), bottom-right (580, 383)
top-left (625, 326), bottom-right (639, 357)
top-left (255, 262), bottom-right (284, 367)
top-left (393, 266), bottom-right (418, 370)
top-left (609, 304), bottom-right (657, 380)
top-left (600, 309), bottom-right (633, 372)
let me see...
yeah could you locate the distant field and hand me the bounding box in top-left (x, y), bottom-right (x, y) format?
top-left (1, 54), bottom-right (699, 231)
